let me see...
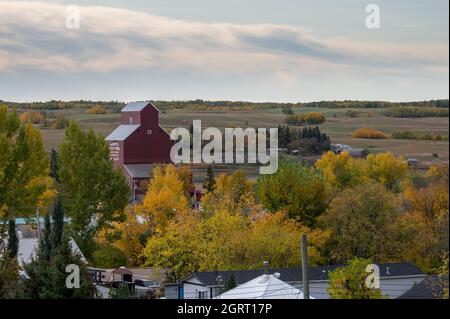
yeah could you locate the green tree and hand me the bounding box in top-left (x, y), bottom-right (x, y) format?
top-left (109, 284), bottom-right (133, 299)
top-left (224, 274), bottom-right (237, 292)
top-left (91, 245), bottom-right (128, 268)
top-left (203, 165), bottom-right (216, 192)
top-left (256, 158), bottom-right (328, 226)
top-left (319, 182), bottom-right (401, 263)
top-left (59, 121), bottom-right (129, 257)
top-left (51, 198), bottom-right (64, 249)
top-left (0, 106), bottom-right (51, 219)
top-left (6, 218), bottom-right (18, 258)
top-left (328, 258), bottom-right (384, 299)
top-left (23, 214), bottom-right (94, 299)
top-left (0, 254), bottom-right (20, 298)
top-left (49, 148), bottom-right (59, 182)
top-left (42, 212), bottom-right (52, 261)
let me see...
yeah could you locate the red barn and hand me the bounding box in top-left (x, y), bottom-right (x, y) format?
top-left (106, 101), bottom-right (174, 200)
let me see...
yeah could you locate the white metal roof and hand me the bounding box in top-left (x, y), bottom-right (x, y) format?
top-left (105, 124), bottom-right (140, 141)
top-left (123, 164), bottom-right (154, 179)
top-left (15, 237), bottom-right (86, 267)
top-left (215, 274), bottom-right (315, 299)
top-left (121, 101), bottom-right (154, 112)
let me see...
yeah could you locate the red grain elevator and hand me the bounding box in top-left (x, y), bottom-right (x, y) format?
top-left (105, 101), bottom-right (174, 200)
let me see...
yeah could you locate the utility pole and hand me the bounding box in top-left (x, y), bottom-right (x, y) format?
top-left (36, 207), bottom-right (41, 241)
top-left (301, 234), bottom-right (310, 299)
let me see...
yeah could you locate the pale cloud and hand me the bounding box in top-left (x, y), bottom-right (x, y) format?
top-left (0, 0), bottom-right (448, 78)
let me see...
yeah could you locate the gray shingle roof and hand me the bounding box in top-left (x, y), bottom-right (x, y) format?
top-left (181, 263), bottom-right (424, 287)
top-left (105, 124), bottom-right (140, 141)
top-left (121, 101), bottom-right (154, 112)
top-left (398, 275), bottom-right (448, 299)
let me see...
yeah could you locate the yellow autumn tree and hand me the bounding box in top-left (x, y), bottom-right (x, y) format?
top-left (315, 151), bottom-right (363, 189)
top-left (244, 211), bottom-right (330, 268)
top-left (143, 209), bottom-right (203, 282)
top-left (362, 152), bottom-right (408, 192)
top-left (113, 206), bottom-right (148, 266)
top-left (177, 165), bottom-right (195, 197)
top-left (200, 170), bottom-right (255, 216)
top-left (142, 209), bottom-right (331, 279)
top-left (141, 164), bottom-right (190, 228)
top-left (404, 183), bottom-right (449, 221)
top-left (399, 170), bottom-right (449, 272)
top-left (199, 210), bottom-right (248, 270)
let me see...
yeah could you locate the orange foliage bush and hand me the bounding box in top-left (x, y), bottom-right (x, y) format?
top-left (352, 128), bottom-right (388, 139)
top-left (19, 111), bottom-right (46, 124)
top-left (86, 106), bottom-right (107, 114)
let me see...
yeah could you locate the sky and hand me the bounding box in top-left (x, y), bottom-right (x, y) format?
top-left (0, 0), bottom-right (448, 102)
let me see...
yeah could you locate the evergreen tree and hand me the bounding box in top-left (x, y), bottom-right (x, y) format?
top-left (7, 218), bottom-right (18, 259)
top-left (0, 254), bottom-right (20, 298)
top-left (49, 148), bottom-right (59, 182)
top-left (51, 198), bottom-right (64, 249)
top-left (42, 212), bottom-right (52, 261)
top-left (224, 273), bottom-right (237, 292)
top-left (23, 211), bottom-right (94, 299)
top-left (203, 166), bottom-right (216, 192)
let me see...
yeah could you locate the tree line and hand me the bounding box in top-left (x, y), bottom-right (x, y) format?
top-left (2, 99), bottom-right (448, 112)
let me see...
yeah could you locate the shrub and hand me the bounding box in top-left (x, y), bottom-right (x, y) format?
top-left (91, 245), bottom-right (128, 268)
top-left (86, 106), bottom-right (107, 114)
top-left (281, 105), bottom-right (294, 114)
top-left (391, 130), bottom-right (448, 141)
top-left (352, 128), bottom-right (388, 139)
top-left (51, 116), bottom-right (70, 129)
top-left (19, 111), bottom-right (46, 124)
top-left (285, 112), bottom-right (326, 125)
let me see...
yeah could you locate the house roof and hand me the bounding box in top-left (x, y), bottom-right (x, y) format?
top-left (105, 124), bottom-right (140, 141)
top-left (398, 275), bottom-right (448, 299)
top-left (216, 274), bottom-right (313, 299)
top-left (181, 263), bottom-right (424, 287)
top-left (14, 237), bottom-right (86, 267)
top-left (121, 101), bottom-right (159, 112)
top-left (123, 164), bottom-right (154, 179)
top-left (347, 148), bottom-right (367, 157)
top-left (112, 266), bottom-right (133, 275)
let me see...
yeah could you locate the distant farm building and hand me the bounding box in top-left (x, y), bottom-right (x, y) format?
top-left (105, 101), bottom-right (175, 200)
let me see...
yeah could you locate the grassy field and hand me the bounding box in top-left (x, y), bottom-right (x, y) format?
top-left (35, 106), bottom-right (449, 162)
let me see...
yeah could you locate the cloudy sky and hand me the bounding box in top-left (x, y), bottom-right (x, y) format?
top-left (0, 0), bottom-right (448, 102)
